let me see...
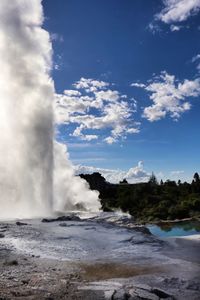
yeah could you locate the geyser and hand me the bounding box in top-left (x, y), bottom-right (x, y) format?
top-left (0, 0), bottom-right (100, 219)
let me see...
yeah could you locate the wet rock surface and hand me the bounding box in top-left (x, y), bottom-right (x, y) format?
top-left (79, 276), bottom-right (200, 300)
top-left (0, 213), bottom-right (199, 299)
top-left (112, 285), bottom-right (174, 299)
top-left (123, 234), bottom-right (164, 246)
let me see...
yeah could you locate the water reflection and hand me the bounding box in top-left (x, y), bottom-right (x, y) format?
top-left (148, 221), bottom-right (200, 237)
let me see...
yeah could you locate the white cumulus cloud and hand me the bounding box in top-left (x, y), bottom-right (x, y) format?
top-left (157, 0), bottom-right (200, 24)
top-left (150, 0), bottom-right (200, 32)
top-left (55, 78), bottom-right (139, 144)
top-left (131, 71), bottom-right (200, 121)
top-left (73, 77), bottom-right (109, 93)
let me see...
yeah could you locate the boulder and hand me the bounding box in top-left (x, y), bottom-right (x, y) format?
top-left (129, 288), bottom-right (159, 300)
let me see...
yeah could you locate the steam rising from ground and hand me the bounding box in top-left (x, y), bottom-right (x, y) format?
top-left (0, 0), bottom-right (100, 219)
top-left (53, 142), bottom-right (100, 213)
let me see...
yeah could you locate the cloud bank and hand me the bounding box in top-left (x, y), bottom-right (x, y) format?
top-left (75, 161), bottom-right (150, 184)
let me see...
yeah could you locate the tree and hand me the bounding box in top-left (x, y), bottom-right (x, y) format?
top-left (119, 178), bottom-right (128, 184)
top-left (192, 172), bottom-right (200, 193)
top-left (80, 170), bottom-right (200, 221)
top-left (148, 172), bottom-right (158, 185)
top-left (193, 172), bottom-right (200, 183)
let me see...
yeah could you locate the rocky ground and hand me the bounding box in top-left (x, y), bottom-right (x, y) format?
top-left (0, 214), bottom-right (199, 299)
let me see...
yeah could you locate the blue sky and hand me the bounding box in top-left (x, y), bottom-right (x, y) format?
top-left (43, 0), bottom-right (200, 183)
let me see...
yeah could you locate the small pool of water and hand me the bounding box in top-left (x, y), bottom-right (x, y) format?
top-left (148, 221), bottom-right (200, 238)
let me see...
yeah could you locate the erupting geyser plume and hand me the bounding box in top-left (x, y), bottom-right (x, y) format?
top-left (0, 0), bottom-right (100, 219)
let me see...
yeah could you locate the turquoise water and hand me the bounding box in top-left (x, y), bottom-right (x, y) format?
top-left (148, 221), bottom-right (200, 238)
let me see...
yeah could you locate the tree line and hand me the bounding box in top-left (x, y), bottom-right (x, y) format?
top-left (79, 172), bottom-right (200, 221)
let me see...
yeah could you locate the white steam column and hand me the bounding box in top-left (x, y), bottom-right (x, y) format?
top-left (0, 0), bottom-right (100, 219)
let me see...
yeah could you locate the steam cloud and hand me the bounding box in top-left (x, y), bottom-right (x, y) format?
top-left (0, 0), bottom-right (100, 219)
